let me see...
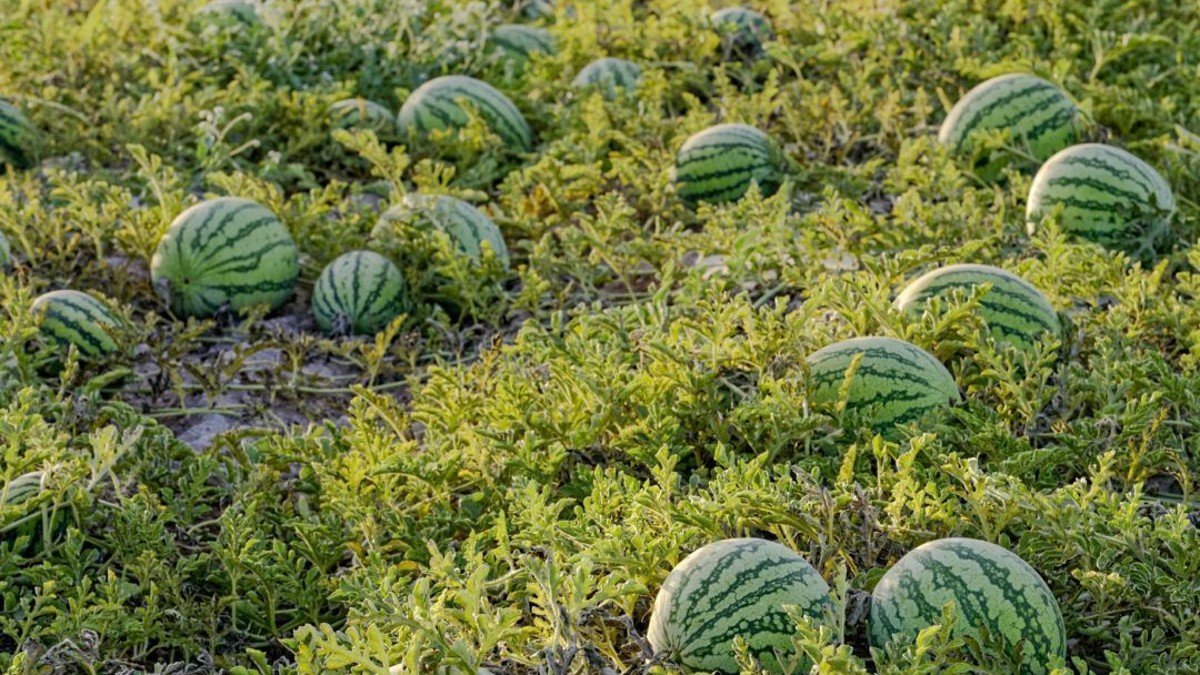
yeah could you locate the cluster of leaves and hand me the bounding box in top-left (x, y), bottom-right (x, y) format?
top-left (3, 0), bottom-right (1200, 673)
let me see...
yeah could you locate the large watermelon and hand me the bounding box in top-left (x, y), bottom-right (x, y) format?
top-left (396, 76), bottom-right (533, 151)
top-left (1026, 143), bottom-right (1175, 255)
top-left (869, 538), bottom-right (1066, 674)
top-left (806, 336), bottom-right (959, 434)
top-left (648, 538), bottom-right (833, 674)
top-left (312, 251), bottom-right (409, 336)
top-left (371, 193), bottom-right (510, 267)
top-left (329, 98), bottom-right (397, 134)
top-left (151, 197), bottom-right (299, 318)
top-left (31, 290), bottom-right (122, 359)
top-left (939, 74), bottom-right (1081, 182)
top-left (894, 264), bottom-right (1061, 351)
top-left (572, 57), bottom-right (642, 97)
top-left (488, 24), bottom-right (555, 63)
top-left (0, 98), bottom-right (38, 171)
top-left (710, 7), bottom-right (774, 56)
top-left (673, 123), bottom-right (781, 205)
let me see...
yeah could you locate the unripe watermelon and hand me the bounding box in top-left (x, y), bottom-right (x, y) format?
top-left (488, 24), bottom-right (555, 63)
top-left (895, 264), bottom-right (1061, 351)
top-left (1026, 143), bottom-right (1175, 255)
top-left (371, 193), bottom-right (509, 267)
top-left (329, 98), bottom-right (397, 134)
top-left (31, 290), bottom-right (122, 359)
top-left (0, 98), bottom-right (38, 171)
top-left (397, 76), bottom-right (533, 151)
top-left (151, 197), bottom-right (299, 318)
top-left (710, 7), bottom-right (774, 56)
top-left (674, 123), bottom-right (781, 205)
top-left (648, 538), bottom-right (833, 674)
top-left (572, 57), bottom-right (642, 97)
top-left (312, 251), bottom-right (408, 336)
top-left (870, 538), bottom-right (1066, 675)
top-left (939, 74), bottom-right (1081, 182)
top-left (806, 336), bottom-right (959, 434)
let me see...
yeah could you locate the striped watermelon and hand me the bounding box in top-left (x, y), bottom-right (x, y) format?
top-left (674, 123), bottom-right (781, 205)
top-left (31, 290), bottom-right (122, 359)
top-left (710, 7), bottom-right (774, 56)
top-left (151, 197), bottom-right (299, 318)
top-left (488, 24), bottom-right (555, 63)
top-left (2, 471), bottom-right (45, 508)
top-left (397, 76), bottom-right (533, 151)
top-left (572, 57), bottom-right (642, 97)
top-left (0, 98), bottom-right (37, 171)
top-left (939, 74), bottom-right (1081, 182)
top-left (312, 251), bottom-right (408, 336)
top-left (870, 538), bottom-right (1066, 674)
top-left (806, 336), bottom-right (959, 434)
top-left (648, 538), bottom-right (832, 674)
top-left (895, 264), bottom-right (1061, 351)
top-left (372, 193), bottom-right (510, 267)
top-left (329, 98), bottom-right (397, 134)
top-left (1026, 143), bottom-right (1175, 255)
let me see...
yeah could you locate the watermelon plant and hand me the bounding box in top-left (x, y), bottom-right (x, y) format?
top-left (647, 538), bottom-right (833, 674)
top-left (709, 7), bottom-right (774, 57)
top-left (371, 193), bottom-right (510, 267)
top-left (0, 98), bottom-right (38, 171)
top-left (939, 73), bottom-right (1081, 182)
top-left (673, 123), bottom-right (781, 205)
top-left (396, 75), bottom-right (533, 151)
top-left (31, 289), bottom-right (122, 359)
top-left (1026, 143), bottom-right (1176, 257)
top-left (571, 57), bottom-right (642, 97)
top-left (150, 197), bottom-right (299, 318)
top-left (328, 98), bottom-right (397, 134)
top-left (312, 251), bottom-right (408, 336)
top-left (869, 538), bottom-right (1067, 674)
top-left (895, 264), bottom-right (1061, 351)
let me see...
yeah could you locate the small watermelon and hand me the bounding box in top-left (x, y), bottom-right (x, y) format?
top-left (372, 193), bottom-right (509, 267)
top-left (674, 123), bottom-right (781, 205)
top-left (397, 75), bottom-right (533, 151)
top-left (869, 538), bottom-right (1066, 675)
top-left (571, 57), bottom-right (642, 97)
top-left (895, 264), bottom-right (1061, 351)
top-left (1026, 143), bottom-right (1175, 256)
top-left (312, 251), bottom-right (408, 336)
top-left (488, 24), bottom-right (555, 65)
top-left (151, 197), bottom-right (299, 318)
top-left (329, 98), bottom-right (397, 134)
top-left (31, 290), bottom-right (122, 359)
top-left (939, 74), bottom-right (1081, 182)
top-left (2, 471), bottom-right (45, 508)
top-left (194, 0), bottom-right (262, 25)
top-left (0, 98), bottom-right (38, 171)
top-left (806, 336), bottom-right (960, 434)
top-left (648, 538), bottom-right (833, 674)
top-left (710, 7), bottom-right (774, 56)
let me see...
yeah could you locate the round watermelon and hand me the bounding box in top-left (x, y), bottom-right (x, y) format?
top-left (372, 193), bottom-right (509, 267)
top-left (648, 538), bottom-right (833, 674)
top-left (0, 98), bottom-right (38, 171)
top-left (1026, 143), bottom-right (1175, 255)
top-left (674, 123), bottom-right (781, 205)
top-left (312, 251), bottom-right (408, 336)
top-left (31, 290), bottom-right (122, 359)
top-left (870, 538), bottom-right (1066, 674)
top-left (939, 74), bottom-right (1081, 182)
top-left (488, 24), bottom-right (555, 64)
top-left (151, 197), bottom-right (299, 318)
top-left (572, 57), bottom-right (642, 97)
top-left (397, 76), bottom-right (533, 151)
top-left (329, 98), bottom-right (397, 134)
top-left (710, 7), bottom-right (774, 56)
top-left (895, 264), bottom-right (1061, 351)
top-left (806, 336), bottom-right (960, 434)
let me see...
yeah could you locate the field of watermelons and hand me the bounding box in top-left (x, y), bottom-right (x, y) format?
top-left (2, 0), bottom-right (1200, 672)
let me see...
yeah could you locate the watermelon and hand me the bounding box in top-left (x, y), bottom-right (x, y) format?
top-left (710, 7), bottom-right (774, 56)
top-left (939, 74), bottom-right (1081, 182)
top-left (869, 538), bottom-right (1066, 674)
top-left (894, 264), bottom-right (1061, 351)
top-left (31, 290), bottom-right (122, 359)
top-left (648, 538), bottom-right (833, 674)
top-left (0, 98), bottom-right (38, 171)
top-left (312, 251), bottom-right (409, 336)
top-left (371, 193), bottom-right (510, 267)
top-left (0, 231), bottom-right (10, 269)
top-left (806, 336), bottom-right (959, 434)
top-left (2, 471), bottom-right (45, 508)
top-left (673, 123), bottom-right (781, 205)
top-left (397, 76), bottom-right (533, 151)
top-left (571, 57), bottom-right (642, 97)
top-left (195, 0), bottom-right (262, 25)
top-left (488, 24), bottom-right (555, 63)
top-left (329, 98), bottom-right (397, 134)
top-left (519, 0), bottom-right (554, 19)
top-left (1026, 143), bottom-right (1175, 255)
top-left (151, 197), bottom-right (299, 318)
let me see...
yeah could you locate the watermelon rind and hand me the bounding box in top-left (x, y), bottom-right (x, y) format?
top-left (31, 289), bottom-right (122, 359)
top-left (371, 193), bottom-right (510, 267)
top-left (396, 75), bottom-right (533, 151)
top-left (488, 24), bottom-right (556, 62)
top-left (673, 123), bottom-right (781, 205)
top-left (571, 57), bottom-right (642, 97)
top-left (0, 98), bottom-right (38, 171)
top-left (710, 7), bottom-right (774, 56)
top-left (312, 250), bottom-right (409, 336)
top-left (329, 98), bottom-right (397, 134)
